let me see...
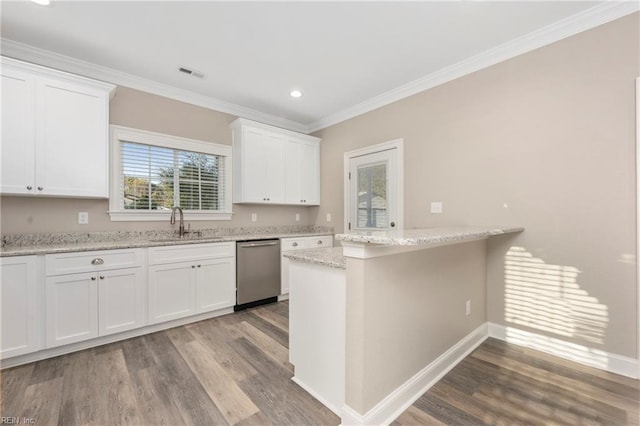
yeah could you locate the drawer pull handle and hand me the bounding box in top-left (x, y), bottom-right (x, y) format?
top-left (37, 186), bottom-right (43, 191)
top-left (26, 185), bottom-right (33, 190)
top-left (317, 240), bottom-right (323, 245)
top-left (192, 265), bottom-right (196, 268)
top-left (91, 276), bottom-right (97, 281)
top-left (91, 258), bottom-right (105, 265)
top-left (197, 264), bottom-right (201, 268)
top-left (292, 242), bottom-right (298, 247)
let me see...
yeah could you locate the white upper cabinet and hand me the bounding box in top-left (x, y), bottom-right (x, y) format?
top-left (232, 118), bottom-right (320, 205)
top-left (1, 57), bottom-right (115, 198)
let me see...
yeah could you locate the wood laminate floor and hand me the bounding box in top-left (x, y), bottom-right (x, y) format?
top-left (1, 301), bottom-right (638, 425)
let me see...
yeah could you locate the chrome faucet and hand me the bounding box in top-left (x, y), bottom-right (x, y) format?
top-left (170, 206), bottom-right (189, 237)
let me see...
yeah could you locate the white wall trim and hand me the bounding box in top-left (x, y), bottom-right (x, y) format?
top-left (307, 1), bottom-right (640, 133)
top-left (636, 76), bottom-right (640, 379)
top-left (340, 323), bottom-right (488, 426)
top-left (0, 307), bottom-right (234, 370)
top-left (488, 323), bottom-right (639, 379)
top-left (292, 376), bottom-right (343, 417)
top-left (0, 39), bottom-right (308, 134)
top-left (4, 2), bottom-right (638, 135)
top-left (343, 139), bottom-right (404, 234)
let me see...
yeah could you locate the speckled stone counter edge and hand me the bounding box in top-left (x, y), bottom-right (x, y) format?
top-left (283, 247), bottom-right (346, 270)
top-left (0, 225), bottom-right (334, 257)
top-left (335, 226), bottom-right (523, 246)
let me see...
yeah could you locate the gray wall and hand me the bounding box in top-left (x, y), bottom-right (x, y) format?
top-left (314, 14), bottom-right (639, 358)
top-left (0, 87), bottom-right (313, 234)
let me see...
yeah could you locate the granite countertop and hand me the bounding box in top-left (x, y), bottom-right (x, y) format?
top-left (335, 226), bottom-right (523, 246)
top-left (283, 246), bottom-right (345, 270)
top-left (0, 226), bottom-right (333, 257)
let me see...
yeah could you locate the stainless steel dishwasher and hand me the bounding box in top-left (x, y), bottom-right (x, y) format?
top-left (235, 239), bottom-right (281, 311)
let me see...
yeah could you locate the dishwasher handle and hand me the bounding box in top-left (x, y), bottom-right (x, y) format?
top-left (239, 241), bottom-right (279, 248)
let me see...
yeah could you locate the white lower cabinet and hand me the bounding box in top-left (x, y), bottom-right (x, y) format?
top-left (148, 243), bottom-right (235, 325)
top-left (44, 249), bottom-right (144, 348)
top-left (148, 262), bottom-right (196, 324)
top-left (0, 256), bottom-right (42, 359)
top-left (281, 235), bottom-right (333, 294)
top-left (98, 268), bottom-right (144, 336)
top-left (196, 258), bottom-right (236, 313)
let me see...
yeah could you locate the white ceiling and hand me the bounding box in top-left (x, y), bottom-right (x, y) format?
top-left (1, 1), bottom-right (635, 133)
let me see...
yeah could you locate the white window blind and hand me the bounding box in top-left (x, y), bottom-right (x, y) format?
top-left (119, 141), bottom-right (225, 211)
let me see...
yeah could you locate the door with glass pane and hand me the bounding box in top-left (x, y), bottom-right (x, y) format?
top-left (348, 149), bottom-right (398, 231)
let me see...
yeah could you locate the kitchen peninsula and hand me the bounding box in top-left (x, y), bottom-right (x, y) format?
top-left (285, 226), bottom-right (523, 425)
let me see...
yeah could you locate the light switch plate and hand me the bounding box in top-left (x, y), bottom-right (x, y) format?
top-left (430, 202), bottom-right (443, 214)
top-left (326, 213), bottom-right (332, 222)
top-left (295, 213), bottom-right (300, 222)
top-left (78, 212), bottom-right (89, 224)
top-left (251, 213), bottom-right (257, 222)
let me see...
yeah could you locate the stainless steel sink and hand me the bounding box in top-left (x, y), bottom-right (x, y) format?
top-left (149, 236), bottom-right (226, 243)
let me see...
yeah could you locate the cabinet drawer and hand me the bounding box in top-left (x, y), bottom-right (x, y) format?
top-left (308, 236), bottom-right (333, 248)
top-left (281, 238), bottom-right (308, 252)
top-left (148, 242), bottom-right (234, 265)
top-left (46, 249), bottom-right (143, 276)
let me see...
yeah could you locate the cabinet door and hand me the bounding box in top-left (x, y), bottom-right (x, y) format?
top-left (0, 256), bottom-right (41, 359)
top-left (264, 133), bottom-right (286, 203)
top-left (148, 263), bottom-right (195, 324)
top-left (241, 127), bottom-right (267, 202)
top-left (1, 68), bottom-right (36, 195)
top-left (284, 139), bottom-right (303, 204)
top-left (280, 238), bottom-right (309, 295)
top-left (284, 139), bottom-right (319, 205)
top-left (195, 257), bottom-right (236, 313)
top-left (45, 272), bottom-right (98, 348)
top-left (36, 77), bottom-right (109, 197)
top-left (98, 267), bottom-right (144, 336)
top-left (301, 142), bottom-right (320, 205)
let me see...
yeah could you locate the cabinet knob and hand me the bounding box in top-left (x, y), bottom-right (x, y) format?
top-left (292, 242), bottom-right (298, 247)
top-left (197, 264), bottom-right (201, 268)
top-left (192, 265), bottom-right (196, 268)
top-left (91, 258), bottom-right (104, 265)
top-left (91, 276), bottom-right (97, 281)
top-left (26, 185), bottom-right (33, 190)
top-left (317, 240), bottom-right (323, 245)
top-left (37, 186), bottom-right (43, 191)
top-left (99, 275), bottom-right (105, 280)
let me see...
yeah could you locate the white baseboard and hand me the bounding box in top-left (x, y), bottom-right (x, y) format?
top-left (292, 376), bottom-right (342, 417)
top-left (0, 307), bottom-right (234, 369)
top-left (488, 322), bottom-right (639, 379)
top-left (340, 323), bottom-right (488, 426)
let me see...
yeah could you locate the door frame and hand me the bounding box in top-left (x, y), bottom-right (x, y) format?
top-left (636, 77), bottom-right (640, 372)
top-left (343, 139), bottom-right (404, 233)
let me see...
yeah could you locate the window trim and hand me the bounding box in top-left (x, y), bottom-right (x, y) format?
top-left (108, 125), bottom-right (233, 221)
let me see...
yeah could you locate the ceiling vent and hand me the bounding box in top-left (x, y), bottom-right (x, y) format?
top-left (178, 66), bottom-right (204, 79)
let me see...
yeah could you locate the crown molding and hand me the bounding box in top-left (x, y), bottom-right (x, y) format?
top-left (307, 1), bottom-right (640, 133)
top-left (3, 1), bottom-right (637, 135)
top-left (0, 38), bottom-right (310, 134)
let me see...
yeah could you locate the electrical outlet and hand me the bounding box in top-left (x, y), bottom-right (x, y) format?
top-left (466, 300), bottom-right (471, 316)
top-left (78, 212), bottom-right (89, 224)
top-left (430, 201), bottom-right (443, 214)
top-left (295, 213), bottom-right (300, 222)
top-left (326, 213), bottom-right (332, 222)
top-left (251, 213), bottom-right (257, 222)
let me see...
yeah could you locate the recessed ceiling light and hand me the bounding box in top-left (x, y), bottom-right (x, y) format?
top-left (290, 90), bottom-right (303, 98)
top-left (31, 0), bottom-right (51, 5)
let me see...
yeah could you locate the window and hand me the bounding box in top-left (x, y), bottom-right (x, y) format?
top-left (109, 126), bottom-right (232, 221)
